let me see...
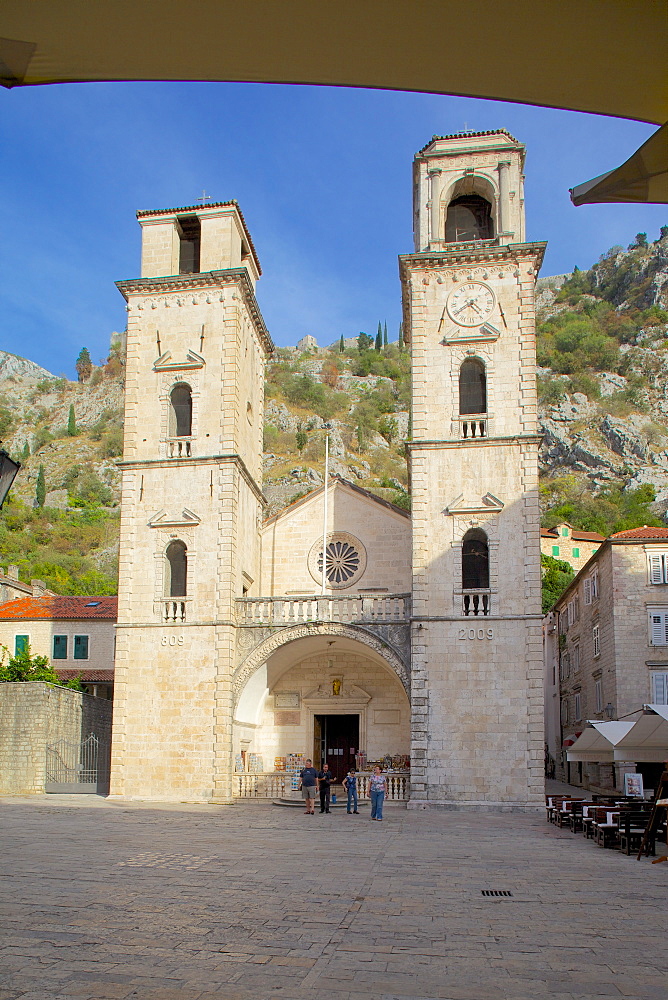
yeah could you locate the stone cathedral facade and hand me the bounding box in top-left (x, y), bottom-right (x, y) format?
top-left (109, 130), bottom-right (546, 808)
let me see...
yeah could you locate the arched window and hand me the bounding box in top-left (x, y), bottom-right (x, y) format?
top-left (165, 540), bottom-right (187, 597)
top-left (462, 529), bottom-right (489, 590)
top-left (446, 195), bottom-right (494, 243)
top-left (169, 383), bottom-right (192, 437)
top-left (459, 359), bottom-right (487, 415)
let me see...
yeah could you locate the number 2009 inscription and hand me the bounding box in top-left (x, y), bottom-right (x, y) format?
top-left (458, 628), bottom-right (494, 640)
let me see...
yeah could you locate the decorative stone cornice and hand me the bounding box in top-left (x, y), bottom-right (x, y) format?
top-left (117, 452), bottom-right (266, 505)
top-left (407, 434), bottom-right (542, 450)
top-left (399, 240), bottom-right (546, 274)
top-left (116, 269), bottom-right (274, 356)
top-left (153, 349), bottom-right (205, 372)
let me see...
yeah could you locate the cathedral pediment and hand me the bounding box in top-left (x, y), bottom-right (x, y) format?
top-left (147, 507), bottom-right (201, 528)
top-left (444, 492), bottom-right (504, 515)
top-left (153, 349), bottom-right (205, 371)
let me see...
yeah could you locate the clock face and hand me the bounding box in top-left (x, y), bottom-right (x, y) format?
top-left (446, 281), bottom-right (496, 327)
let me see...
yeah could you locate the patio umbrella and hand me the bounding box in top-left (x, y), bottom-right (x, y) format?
top-left (1, 1), bottom-right (667, 204)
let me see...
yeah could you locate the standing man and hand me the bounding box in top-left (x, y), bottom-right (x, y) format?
top-left (299, 758), bottom-right (318, 815)
top-left (318, 763), bottom-right (334, 814)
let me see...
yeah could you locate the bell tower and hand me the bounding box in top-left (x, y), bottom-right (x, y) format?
top-left (110, 201), bottom-right (272, 802)
top-left (400, 131), bottom-right (545, 807)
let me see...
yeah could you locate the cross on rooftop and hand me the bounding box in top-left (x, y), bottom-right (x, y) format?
top-left (197, 190), bottom-right (211, 204)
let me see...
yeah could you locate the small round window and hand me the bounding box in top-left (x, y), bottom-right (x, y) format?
top-left (308, 532), bottom-right (366, 589)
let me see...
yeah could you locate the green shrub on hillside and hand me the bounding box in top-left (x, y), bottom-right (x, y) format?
top-left (541, 554), bottom-right (575, 612)
top-left (541, 475), bottom-right (663, 536)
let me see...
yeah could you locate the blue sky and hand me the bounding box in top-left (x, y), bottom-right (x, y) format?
top-left (1, 82), bottom-right (665, 378)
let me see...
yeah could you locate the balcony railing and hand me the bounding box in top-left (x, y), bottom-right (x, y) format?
top-left (462, 591), bottom-right (491, 616)
top-left (166, 437), bottom-right (192, 458)
top-left (458, 415), bottom-right (487, 439)
top-left (162, 599), bottom-right (187, 622)
top-left (235, 593), bottom-right (411, 626)
top-left (232, 771), bottom-right (410, 800)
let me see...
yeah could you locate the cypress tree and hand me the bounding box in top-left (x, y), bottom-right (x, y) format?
top-left (75, 348), bottom-right (92, 383)
top-left (383, 321), bottom-right (388, 348)
top-left (21, 441), bottom-right (30, 461)
top-left (36, 465), bottom-right (46, 508)
top-left (339, 334), bottom-right (345, 353)
top-left (398, 322), bottom-right (404, 351)
top-left (375, 322), bottom-right (382, 351)
top-left (67, 404), bottom-right (77, 437)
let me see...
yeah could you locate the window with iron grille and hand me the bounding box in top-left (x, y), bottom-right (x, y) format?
top-left (574, 693), bottom-right (582, 721)
top-left (593, 623), bottom-right (600, 658)
top-left (595, 679), bottom-right (603, 713)
top-left (573, 644), bottom-right (580, 672)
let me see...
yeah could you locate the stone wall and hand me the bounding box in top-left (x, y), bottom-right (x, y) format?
top-left (0, 683), bottom-right (112, 795)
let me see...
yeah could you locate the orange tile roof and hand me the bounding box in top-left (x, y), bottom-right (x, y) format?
top-left (611, 526), bottom-right (668, 539)
top-left (0, 595), bottom-right (117, 620)
top-left (56, 669), bottom-right (114, 683)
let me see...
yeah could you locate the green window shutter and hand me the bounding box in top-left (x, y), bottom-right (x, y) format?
top-left (572, 547), bottom-right (580, 558)
top-left (562, 527), bottom-right (569, 537)
top-left (73, 635), bottom-right (89, 660)
top-left (552, 545), bottom-right (560, 557)
top-left (14, 634), bottom-right (28, 655)
top-left (53, 635), bottom-right (68, 660)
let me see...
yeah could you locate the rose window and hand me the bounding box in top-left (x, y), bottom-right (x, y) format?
top-left (308, 532), bottom-right (366, 589)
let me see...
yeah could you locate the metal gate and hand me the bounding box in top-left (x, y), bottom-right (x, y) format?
top-left (46, 733), bottom-right (109, 793)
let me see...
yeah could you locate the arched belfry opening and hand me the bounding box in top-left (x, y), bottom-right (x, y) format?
top-left (445, 194), bottom-right (494, 243)
top-left (169, 383), bottom-right (192, 438)
top-left (459, 359), bottom-right (487, 415)
top-left (461, 529), bottom-right (491, 617)
top-left (165, 540), bottom-right (187, 597)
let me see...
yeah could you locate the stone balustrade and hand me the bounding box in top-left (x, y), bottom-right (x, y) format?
top-left (166, 437), bottom-right (192, 458)
top-left (235, 593), bottom-right (411, 626)
top-left (232, 771), bottom-right (410, 800)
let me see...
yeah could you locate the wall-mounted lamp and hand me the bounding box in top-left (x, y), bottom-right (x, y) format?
top-left (605, 703), bottom-right (616, 720)
top-left (0, 450), bottom-right (20, 508)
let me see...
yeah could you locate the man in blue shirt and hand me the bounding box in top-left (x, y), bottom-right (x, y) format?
top-left (299, 759), bottom-right (318, 815)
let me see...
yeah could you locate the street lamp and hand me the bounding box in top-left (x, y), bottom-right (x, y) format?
top-left (0, 450), bottom-right (20, 508)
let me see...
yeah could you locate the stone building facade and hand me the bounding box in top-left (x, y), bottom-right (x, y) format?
top-left (545, 526), bottom-right (668, 791)
top-left (0, 595), bottom-right (117, 699)
top-left (540, 522), bottom-right (604, 574)
top-left (110, 131), bottom-right (546, 808)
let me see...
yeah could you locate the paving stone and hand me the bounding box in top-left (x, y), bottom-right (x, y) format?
top-left (0, 797), bottom-right (666, 999)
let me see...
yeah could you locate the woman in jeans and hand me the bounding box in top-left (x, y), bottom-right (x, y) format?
top-left (369, 765), bottom-right (387, 821)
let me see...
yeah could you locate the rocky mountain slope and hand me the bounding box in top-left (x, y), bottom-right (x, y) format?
top-left (0, 227), bottom-right (666, 593)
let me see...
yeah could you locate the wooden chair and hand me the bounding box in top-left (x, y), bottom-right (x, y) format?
top-left (619, 808), bottom-right (654, 856)
top-left (567, 799), bottom-right (591, 833)
top-left (593, 807), bottom-right (621, 848)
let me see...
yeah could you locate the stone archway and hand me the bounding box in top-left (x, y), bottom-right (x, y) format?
top-left (232, 622), bottom-right (410, 707)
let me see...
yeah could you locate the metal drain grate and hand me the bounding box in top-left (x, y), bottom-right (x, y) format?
top-left (481, 889), bottom-right (513, 897)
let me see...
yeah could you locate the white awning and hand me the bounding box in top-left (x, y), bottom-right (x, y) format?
top-left (613, 705), bottom-right (668, 762)
top-left (566, 721), bottom-right (634, 762)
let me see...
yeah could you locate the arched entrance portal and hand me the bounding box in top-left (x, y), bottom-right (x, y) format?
top-left (233, 629), bottom-right (410, 785)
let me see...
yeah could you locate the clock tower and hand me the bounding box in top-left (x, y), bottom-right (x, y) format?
top-left (400, 131), bottom-right (546, 807)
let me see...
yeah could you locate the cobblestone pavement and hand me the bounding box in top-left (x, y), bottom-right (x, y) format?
top-left (0, 797), bottom-right (666, 1000)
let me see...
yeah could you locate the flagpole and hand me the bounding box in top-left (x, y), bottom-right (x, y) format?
top-left (321, 435), bottom-right (329, 595)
